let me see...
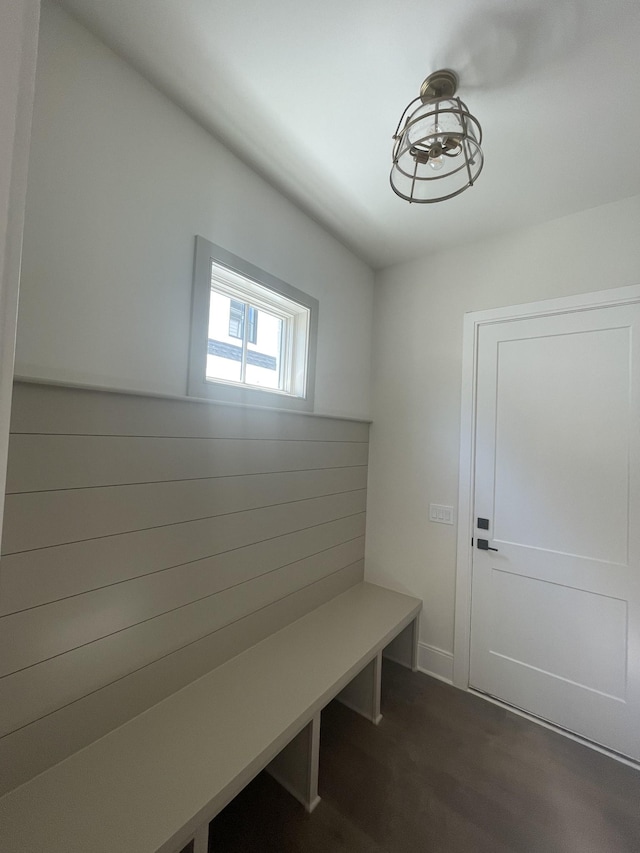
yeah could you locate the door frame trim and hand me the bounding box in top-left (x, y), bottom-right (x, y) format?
top-left (453, 283), bottom-right (640, 689)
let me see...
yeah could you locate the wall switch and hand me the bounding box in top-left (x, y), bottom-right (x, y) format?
top-left (429, 504), bottom-right (454, 525)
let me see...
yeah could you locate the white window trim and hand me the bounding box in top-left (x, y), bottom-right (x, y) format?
top-left (188, 236), bottom-right (318, 411)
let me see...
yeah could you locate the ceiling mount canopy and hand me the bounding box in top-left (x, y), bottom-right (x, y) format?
top-left (390, 69), bottom-right (483, 204)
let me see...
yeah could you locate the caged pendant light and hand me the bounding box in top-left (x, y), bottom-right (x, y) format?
top-left (390, 69), bottom-right (483, 203)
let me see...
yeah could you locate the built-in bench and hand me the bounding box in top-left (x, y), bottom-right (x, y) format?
top-left (0, 580), bottom-right (420, 852)
top-left (0, 380), bottom-right (421, 851)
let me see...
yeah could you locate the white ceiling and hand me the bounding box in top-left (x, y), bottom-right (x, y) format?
top-left (56, 0), bottom-right (640, 269)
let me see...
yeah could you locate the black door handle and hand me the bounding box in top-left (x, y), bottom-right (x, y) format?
top-left (477, 539), bottom-right (498, 552)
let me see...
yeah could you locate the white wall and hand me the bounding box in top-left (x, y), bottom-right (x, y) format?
top-left (15, 1), bottom-right (374, 420)
top-left (0, 0), bottom-right (39, 537)
top-left (365, 193), bottom-right (640, 680)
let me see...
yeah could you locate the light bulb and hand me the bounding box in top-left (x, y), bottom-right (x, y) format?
top-left (406, 110), bottom-right (444, 146)
top-left (426, 138), bottom-right (446, 171)
top-left (431, 122), bottom-right (444, 141)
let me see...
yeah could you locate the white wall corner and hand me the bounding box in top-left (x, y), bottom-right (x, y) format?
top-left (0, 0), bottom-right (40, 546)
top-left (417, 642), bottom-right (454, 684)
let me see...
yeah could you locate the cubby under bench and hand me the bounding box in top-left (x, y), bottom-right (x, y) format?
top-left (0, 581), bottom-right (421, 853)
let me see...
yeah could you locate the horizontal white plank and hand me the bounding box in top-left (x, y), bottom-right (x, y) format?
top-left (2, 466), bottom-right (367, 553)
top-left (0, 540), bottom-right (365, 735)
top-left (6, 434), bottom-right (368, 493)
top-left (10, 381), bottom-right (370, 441)
top-left (0, 521), bottom-right (365, 675)
top-left (0, 491), bottom-right (366, 615)
top-left (0, 563), bottom-right (365, 796)
top-left (0, 582), bottom-right (421, 849)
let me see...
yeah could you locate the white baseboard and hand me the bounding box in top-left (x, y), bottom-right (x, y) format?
top-left (417, 642), bottom-right (454, 684)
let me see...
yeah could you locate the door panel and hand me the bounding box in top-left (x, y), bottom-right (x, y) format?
top-left (490, 568), bottom-right (627, 699)
top-left (493, 328), bottom-right (630, 561)
top-left (470, 303), bottom-right (640, 759)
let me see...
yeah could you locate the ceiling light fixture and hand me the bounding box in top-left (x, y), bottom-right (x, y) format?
top-left (390, 69), bottom-right (483, 204)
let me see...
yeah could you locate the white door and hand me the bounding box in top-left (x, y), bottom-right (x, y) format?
top-left (469, 301), bottom-right (640, 760)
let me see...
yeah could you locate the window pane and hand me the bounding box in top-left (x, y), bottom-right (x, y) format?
top-left (245, 307), bottom-right (283, 390)
top-left (206, 290), bottom-right (242, 383)
top-left (247, 306), bottom-right (258, 344)
top-left (228, 299), bottom-right (245, 339)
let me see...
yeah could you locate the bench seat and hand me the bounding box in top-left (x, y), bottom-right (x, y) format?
top-left (0, 581), bottom-right (421, 853)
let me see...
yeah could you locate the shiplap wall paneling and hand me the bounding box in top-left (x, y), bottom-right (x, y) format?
top-left (2, 491), bottom-right (366, 613)
top-left (3, 465), bottom-right (368, 554)
top-left (9, 381), bottom-right (370, 440)
top-left (0, 561), bottom-right (363, 796)
top-left (6, 434), bottom-right (369, 492)
top-left (0, 537), bottom-right (366, 723)
top-left (0, 381), bottom-right (370, 795)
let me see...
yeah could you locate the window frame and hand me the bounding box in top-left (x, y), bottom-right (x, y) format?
top-left (188, 236), bottom-right (318, 411)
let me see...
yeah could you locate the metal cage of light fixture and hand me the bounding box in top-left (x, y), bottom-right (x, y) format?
top-left (390, 69), bottom-right (483, 203)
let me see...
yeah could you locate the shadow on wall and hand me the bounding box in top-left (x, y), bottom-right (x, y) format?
top-left (433, 0), bottom-right (585, 91)
top-left (57, 0), bottom-right (384, 261)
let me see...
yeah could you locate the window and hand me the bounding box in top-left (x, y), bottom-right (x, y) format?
top-left (188, 237), bottom-right (318, 411)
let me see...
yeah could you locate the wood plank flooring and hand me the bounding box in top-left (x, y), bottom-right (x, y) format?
top-left (209, 660), bottom-right (640, 852)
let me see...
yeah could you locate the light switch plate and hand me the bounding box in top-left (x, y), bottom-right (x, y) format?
top-left (429, 504), bottom-right (454, 525)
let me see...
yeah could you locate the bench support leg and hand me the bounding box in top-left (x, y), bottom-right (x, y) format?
top-left (266, 712), bottom-right (321, 813)
top-left (192, 822), bottom-right (209, 853)
top-left (383, 616), bottom-right (419, 671)
top-left (336, 652), bottom-right (383, 725)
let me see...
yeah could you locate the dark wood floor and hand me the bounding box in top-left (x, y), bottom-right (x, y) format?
top-left (209, 661), bottom-right (640, 852)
